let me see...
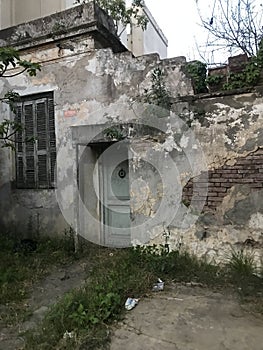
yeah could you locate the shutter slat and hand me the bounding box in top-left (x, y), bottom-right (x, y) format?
top-left (25, 104), bottom-right (35, 153)
top-left (38, 154), bottom-right (48, 187)
top-left (16, 157), bottom-right (24, 187)
top-left (50, 151), bottom-right (56, 185)
top-left (15, 105), bottom-right (23, 153)
top-left (26, 156), bottom-right (36, 188)
top-left (48, 98), bottom-right (56, 150)
top-left (36, 102), bottom-right (47, 151)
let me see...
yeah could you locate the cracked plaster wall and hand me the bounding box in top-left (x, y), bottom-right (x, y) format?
top-left (0, 30), bottom-right (262, 264)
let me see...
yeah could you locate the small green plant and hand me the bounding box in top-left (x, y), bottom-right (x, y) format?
top-left (185, 60), bottom-right (208, 94)
top-left (69, 302), bottom-right (88, 326)
top-left (103, 126), bottom-right (124, 140)
top-left (143, 67), bottom-right (172, 110)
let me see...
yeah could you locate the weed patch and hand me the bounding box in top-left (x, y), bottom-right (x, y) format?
top-left (22, 245), bottom-right (230, 349)
top-left (24, 248), bottom-right (155, 349)
top-left (4, 243), bottom-right (262, 350)
top-left (226, 249), bottom-right (263, 310)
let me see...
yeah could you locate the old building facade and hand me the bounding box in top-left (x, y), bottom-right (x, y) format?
top-left (0, 2), bottom-right (262, 263)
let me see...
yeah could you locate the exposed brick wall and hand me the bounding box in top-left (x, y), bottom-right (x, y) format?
top-left (183, 149), bottom-right (263, 211)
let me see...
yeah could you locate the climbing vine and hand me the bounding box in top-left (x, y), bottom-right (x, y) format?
top-left (223, 55), bottom-right (263, 90)
top-left (185, 61), bottom-right (208, 94)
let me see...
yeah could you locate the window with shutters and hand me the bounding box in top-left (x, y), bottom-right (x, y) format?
top-left (15, 92), bottom-right (56, 189)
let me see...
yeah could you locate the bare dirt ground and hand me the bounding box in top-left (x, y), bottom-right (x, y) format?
top-left (1, 264), bottom-right (263, 350)
top-left (110, 283), bottom-right (263, 350)
top-left (0, 259), bottom-right (90, 350)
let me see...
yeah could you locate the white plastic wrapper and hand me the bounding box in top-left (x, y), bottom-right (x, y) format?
top-left (125, 297), bottom-right (139, 310)
top-left (152, 278), bottom-right (164, 291)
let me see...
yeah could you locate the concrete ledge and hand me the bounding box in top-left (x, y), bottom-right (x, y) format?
top-left (0, 2), bottom-right (127, 53)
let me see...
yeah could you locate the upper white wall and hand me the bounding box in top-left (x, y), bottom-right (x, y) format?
top-left (0, 0), bottom-right (12, 29)
top-left (126, 4), bottom-right (167, 58)
top-left (0, 0), bottom-right (76, 29)
top-left (142, 5), bottom-right (167, 58)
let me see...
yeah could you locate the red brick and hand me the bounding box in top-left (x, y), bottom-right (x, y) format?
top-left (247, 174), bottom-right (263, 179)
top-left (216, 187), bottom-right (227, 192)
top-left (223, 183), bottom-right (233, 188)
top-left (253, 159), bottom-right (263, 164)
top-left (210, 173), bottom-right (221, 178)
top-left (228, 179), bottom-right (245, 183)
top-left (222, 169), bottom-right (238, 173)
top-left (206, 192), bottom-right (218, 197)
top-left (231, 165), bottom-right (247, 170)
top-left (235, 180), bottom-right (253, 184)
top-left (209, 178), bottom-right (229, 182)
top-left (217, 192), bottom-right (228, 197)
top-left (222, 173), bottom-right (243, 178)
top-left (238, 169), bottom-right (257, 174)
top-left (236, 159), bottom-right (254, 165)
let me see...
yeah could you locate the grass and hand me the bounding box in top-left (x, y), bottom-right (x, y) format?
top-left (1, 234), bottom-right (262, 350)
top-left (0, 229), bottom-right (87, 326)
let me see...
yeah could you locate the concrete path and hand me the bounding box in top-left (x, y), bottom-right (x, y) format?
top-left (110, 284), bottom-right (263, 350)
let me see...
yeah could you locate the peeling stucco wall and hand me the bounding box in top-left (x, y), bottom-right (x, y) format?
top-left (151, 92), bottom-right (263, 265)
top-left (0, 4), bottom-right (262, 264)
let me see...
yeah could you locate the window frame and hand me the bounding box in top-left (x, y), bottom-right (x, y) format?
top-left (15, 92), bottom-right (56, 189)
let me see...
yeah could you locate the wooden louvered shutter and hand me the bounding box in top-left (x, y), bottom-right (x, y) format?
top-left (15, 92), bottom-right (56, 189)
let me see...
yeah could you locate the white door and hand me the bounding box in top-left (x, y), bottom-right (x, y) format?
top-left (100, 145), bottom-right (131, 247)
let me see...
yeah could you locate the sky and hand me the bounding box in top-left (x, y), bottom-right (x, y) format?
top-left (144, 0), bottom-right (212, 61)
top-left (143, 0), bottom-right (263, 64)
